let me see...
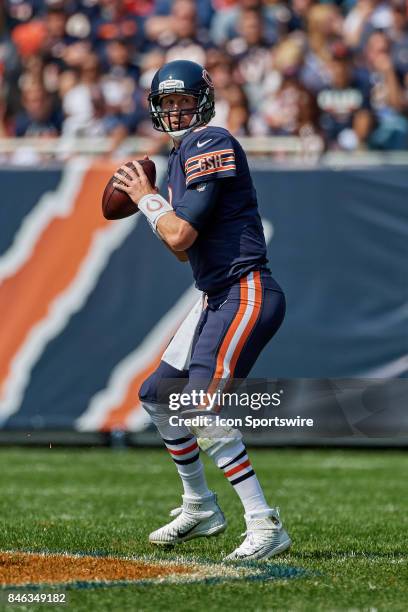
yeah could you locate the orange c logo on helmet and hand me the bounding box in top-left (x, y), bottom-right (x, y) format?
top-left (202, 69), bottom-right (214, 89)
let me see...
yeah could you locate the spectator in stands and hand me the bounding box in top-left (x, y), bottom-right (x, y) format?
top-left (0, 91), bottom-right (10, 137)
top-left (41, 2), bottom-right (74, 68)
top-left (1, 0), bottom-right (408, 153)
top-left (210, 0), bottom-right (280, 47)
top-left (0, 27), bottom-right (21, 84)
top-left (226, 8), bottom-right (272, 109)
top-left (153, 0), bottom-right (214, 29)
top-left (146, 0), bottom-right (211, 66)
top-left (210, 77), bottom-right (251, 136)
top-left (133, 48), bottom-right (166, 141)
top-left (11, 19), bottom-right (47, 60)
top-left (262, 35), bottom-right (305, 91)
top-left (389, 0), bottom-right (408, 80)
top-left (92, 0), bottom-right (140, 55)
top-left (100, 39), bottom-right (139, 115)
top-left (61, 52), bottom-right (124, 137)
top-left (254, 74), bottom-right (318, 138)
top-left (300, 3), bottom-right (344, 94)
top-left (13, 81), bottom-right (62, 136)
top-left (288, 0), bottom-right (315, 33)
top-left (224, 83), bottom-right (251, 135)
top-left (343, 0), bottom-right (393, 51)
top-left (138, 48), bottom-right (165, 91)
top-left (205, 49), bottom-right (234, 128)
top-left (61, 39), bottom-right (92, 70)
top-left (355, 30), bottom-right (408, 149)
top-left (317, 44), bottom-right (373, 150)
top-left (39, 2), bottom-right (76, 92)
top-left (1, 35), bottom-right (24, 117)
top-left (3, 0), bottom-right (45, 31)
top-left (122, 0), bottom-right (155, 19)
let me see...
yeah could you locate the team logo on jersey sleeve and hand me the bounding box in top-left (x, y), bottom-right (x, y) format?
top-left (185, 149), bottom-right (236, 185)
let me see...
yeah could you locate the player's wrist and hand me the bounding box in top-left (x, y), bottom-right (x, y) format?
top-left (138, 194), bottom-right (173, 231)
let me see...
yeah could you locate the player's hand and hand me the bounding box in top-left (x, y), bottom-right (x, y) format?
top-left (112, 160), bottom-right (156, 205)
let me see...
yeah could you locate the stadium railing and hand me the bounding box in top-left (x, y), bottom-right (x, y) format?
top-left (0, 134), bottom-right (323, 161)
top-left (1, 135), bottom-right (408, 165)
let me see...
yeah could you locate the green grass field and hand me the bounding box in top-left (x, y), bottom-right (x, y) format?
top-left (0, 447), bottom-right (407, 611)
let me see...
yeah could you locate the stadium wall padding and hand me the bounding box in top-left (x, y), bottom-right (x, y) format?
top-left (0, 159), bottom-right (407, 435)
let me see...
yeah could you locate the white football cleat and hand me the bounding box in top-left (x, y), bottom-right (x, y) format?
top-left (149, 493), bottom-right (227, 545)
top-left (224, 508), bottom-right (291, 561)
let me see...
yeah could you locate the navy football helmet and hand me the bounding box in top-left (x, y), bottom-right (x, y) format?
top-left (148, 60), bottom-right (215, 138)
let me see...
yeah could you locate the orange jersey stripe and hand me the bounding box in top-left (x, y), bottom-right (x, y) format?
top-left (214, 275), bottom-right (249, 380)
top-left (186, 165), bottom-right (236, 184)
top-left (204, 272), bottom-right (262, 399)
top-left (186, 156), bottom-right (236, 174)
top-left (212, 275), bottom-right (249, 387)
top-left (228, 271), bottom-right (262, 376)
top-left (201, 276), bottom-right (248, 400)
top-left (185, 149), bottom-right (235, 167)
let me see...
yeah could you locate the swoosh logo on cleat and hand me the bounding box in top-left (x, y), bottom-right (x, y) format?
top-left (176, 523), bottom-right (200, 538)
top-left (197, 139), bottom-right (212, 148)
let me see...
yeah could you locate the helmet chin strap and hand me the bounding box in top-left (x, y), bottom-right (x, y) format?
top-left (168, 114), bottom-right (198, 141)
top-left (170, 126), bottom-right (194, 141)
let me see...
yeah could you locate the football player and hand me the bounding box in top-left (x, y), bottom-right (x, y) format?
top-left (112, 60), bottom-right (291, 560)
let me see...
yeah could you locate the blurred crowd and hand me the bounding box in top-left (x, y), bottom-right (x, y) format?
top-left (1, 0), bottom-right (408, 155)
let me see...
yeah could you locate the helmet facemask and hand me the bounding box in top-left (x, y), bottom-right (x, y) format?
top-left (149, 87), bottom-right (215, 139)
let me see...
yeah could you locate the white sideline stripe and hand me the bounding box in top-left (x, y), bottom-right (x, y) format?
top-left (75, 285), bottom-right (200, 431)
top-left (0, 218), bottom-right (139, 422)
top-left (0, 158), bottom-right (91, 280)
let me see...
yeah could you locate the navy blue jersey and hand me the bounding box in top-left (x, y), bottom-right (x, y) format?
top-left (167, 125), bottom-right (268, 293)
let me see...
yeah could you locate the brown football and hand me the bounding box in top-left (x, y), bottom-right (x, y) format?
top-left (102, 159), bottom-right (156, 220)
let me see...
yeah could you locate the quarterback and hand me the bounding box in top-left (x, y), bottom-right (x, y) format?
top-left (112, 60), bottom-right (291, 560)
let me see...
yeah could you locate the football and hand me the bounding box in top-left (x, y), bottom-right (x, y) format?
top-left (102, 159), bottom-right (156, 220)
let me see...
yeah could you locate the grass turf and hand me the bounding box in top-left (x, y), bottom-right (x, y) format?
top-left (0, 447), bottom-right (407, 611)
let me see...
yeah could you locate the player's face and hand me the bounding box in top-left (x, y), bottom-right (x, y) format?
top-left (159, 93), bottom-right (198, 131)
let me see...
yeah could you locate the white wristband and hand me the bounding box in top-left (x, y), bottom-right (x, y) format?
top-left (138, 194), bottom-right (173, 231)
